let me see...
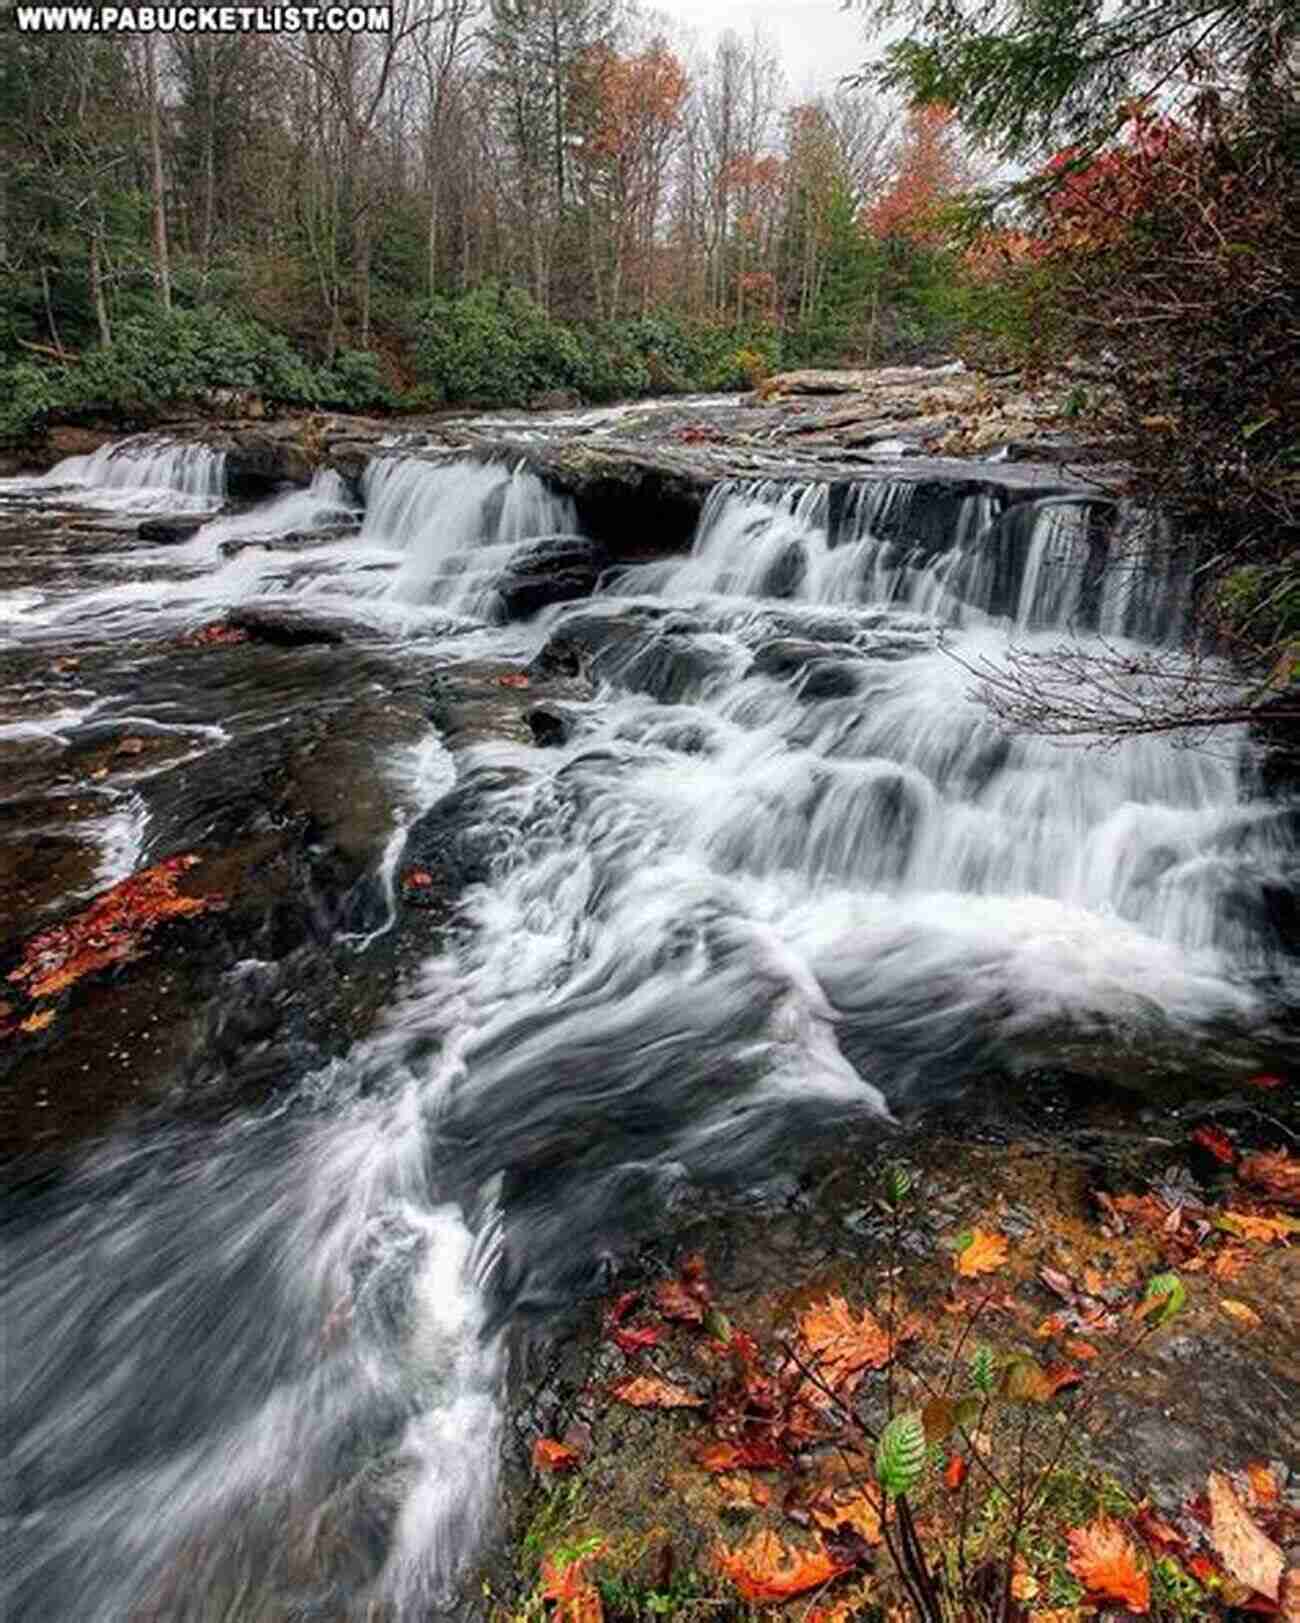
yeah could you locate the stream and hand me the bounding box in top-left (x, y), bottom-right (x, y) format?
top-left (2, 429), bottom-right (1297, 1621)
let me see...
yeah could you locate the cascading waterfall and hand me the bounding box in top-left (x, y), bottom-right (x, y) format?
top-left (363, 455), bottom-right (577, 613)
top-left (651, 476), bottom-right (1189, 642)
top-left (39, 436), bottom-right (228, 509)
top-left (2, 442), bottom-right (1297, 1623)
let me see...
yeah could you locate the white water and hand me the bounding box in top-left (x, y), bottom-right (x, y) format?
top-left (30, 436), bottom-right (229, 513)
top-left (2, 452), bottom-right (1296, 1622)
top-left (364, 454), bottom-right (577, 614)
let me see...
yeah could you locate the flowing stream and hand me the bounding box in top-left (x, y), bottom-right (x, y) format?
top-left (2, 435), bottom-right (1296, 1621)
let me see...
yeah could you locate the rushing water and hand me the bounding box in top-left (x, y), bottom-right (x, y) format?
top-left (2, 437), bottom-right (1296, 1620)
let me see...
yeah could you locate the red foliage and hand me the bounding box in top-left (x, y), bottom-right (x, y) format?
top-left (865, 103), bottom-right (968, 245)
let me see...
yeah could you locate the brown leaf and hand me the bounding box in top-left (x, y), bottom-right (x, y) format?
top-left (695, 1436), bottom-right (790, 1473)
top-left (533, 1438), bottom-right (581, 1474)
top-left (654, 1280), bottom-right (705, 1323)
top-left (955, 1228), bottom-right (1009, 1277)
top-left (1281, 1568), bottom-right (1300, 1623)
top-left (810, 1488), bottom-right (883, 1547)
top-left (1209, 1246), bottom-right (1252, 1281)
top-left (1133, 1503), bottom-right (1187, 1553)
top-left (1066, 1516), bottom-right (1151, 1612)
top-left (714, 1529), bottom-right (849, 1602)
top-left (1221, 1298), bottom-right (1262, 1328)
top-left (611, 1375), bottom-right (703, 1409)
top-left (1208, 1470), bottom-right (1285, 1601)
top-left (1239, 1152), bottom-right (1300, 1209)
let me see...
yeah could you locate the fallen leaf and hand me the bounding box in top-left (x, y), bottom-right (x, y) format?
top-left (1246, 1463), bottom-right (1280, 1507)
top-left (1281, 1569), bottom-right (1300, 1623)
top-left (1082, 1266), bottom-right (1106, 1295)
top-left (1133, 1503), bottom-right (1187, 1553)
top-left (18, 1007), bottom-right (56, 1034)
top-left (796, 1296), bottom-right (914, 1396)
top-left (1064, 1339), bottom-right (1101, 1361)
top-left (1035, 1313), bottom-right (1069, 1338)
top-left (1208, 1470), bottom-right (1285, 1601)
top-left (114, 736), bottom-right (146, 756)
top-left (8, 855), bottom-right (222, 1000)
top-left (1209, 1246), bottom-right (1252, 1281)
top-left (1245, 1074), bottom-right (1284, 1090)
top-left (1219, 1211), bottom-right (1300, 1244)
top-left (714, 1529), bottom-right (849, 1602)
top-left (1041, 1361), bottom-right (1084, 1395)
top-left (611, 1375), bottom-right (704, 1409)
top-left (541, 1544), bottom-right (605, 1623)
top-left (1192, 1125), bottom-right (1237, 1164)
top-left (1239, 1152), bottom-right (1300, 1209)
top-left (695, 1436), bottom-right (791, 1473)
top-left (944, 1454), bottom-right (968, 1491)
top-left (955, 1228), bottom-right (1009, 1277)
top-left (403, 868), bottom-right (434, 889)
top-left (497, 673), bottom-right (530, 689)
top-left (1221, 1298), bottom-right (1262, 1328)
top-left (611, 1323), bottom-right (661, 1354)
top-left (533, 1438), bottom-right (580, 1474)
top-left (1012, 1556), bottom-right (1040, 1601)
top-left (1066, 1516), bottom-right (1151, 1612)
top-left (655, 1280), bottom-right (705, 1323)
top-left (810, 1488), bottom-right (883, 1546)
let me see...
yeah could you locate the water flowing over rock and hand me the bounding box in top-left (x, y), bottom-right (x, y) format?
top-left (0, 399), bottom-right (1296, 1623)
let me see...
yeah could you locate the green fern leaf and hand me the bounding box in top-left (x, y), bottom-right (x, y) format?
top-left (970, 1345), bottom-right (996, 1394)
top-left (882, 1163), bottom-right (913, 1208)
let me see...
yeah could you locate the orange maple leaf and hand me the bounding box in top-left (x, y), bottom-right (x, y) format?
top-left (954, 1228), bottom-right (1009, 1277)
top-left (714, 1529), bottom-right (849, 1602)
top-left (1064, 1339), bottom-right (1101, 1361)
top-left (1209, 1246), bottom-right (1252, 1281)
top-left (654, 1279), bottom-right (705, 1323)
top-left (1246, 1462), bottom-right (1280, 1507)
top-left (1066, 1517), bottom-right (1151, 1612)
top-left (533, 1438), bottom-right (581, 1474)
top-left (610, 1374), bottom-right (703, 1409)
top-left (796, 1295), bottom-right (916, 1396)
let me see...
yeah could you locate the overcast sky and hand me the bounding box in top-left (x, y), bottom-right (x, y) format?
top-left (649, 0), bottom-right (873, 98)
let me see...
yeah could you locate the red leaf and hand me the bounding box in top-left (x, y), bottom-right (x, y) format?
top-left (1066, 1517), bottom-right (1151, 1612)
top-left (607, 1290), bottom-right (639, 1325)
top-left (612, 1324), bottom-right (661, 1355)
top-left (1245, 1074), bottom-right (1284, 1090)
top-left (497, 673), bottom-right (530, 689)
top-left (533, 1438), bottom-right (581, 1474)
top-left (944, 1454), bottom-right (968, 1492)
top-left (1192, 1125), bottom-right (1237, 1165)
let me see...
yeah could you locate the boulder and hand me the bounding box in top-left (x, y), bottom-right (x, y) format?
top-left (138, 516), bottom-right (207, 545)
top-left (225, 433), bottom-right (316, 499)
top-left (495, 535), bottom-right (608, 621)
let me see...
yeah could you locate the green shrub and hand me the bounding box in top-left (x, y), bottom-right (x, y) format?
top-left (0, 360), bottom-right (66, 444)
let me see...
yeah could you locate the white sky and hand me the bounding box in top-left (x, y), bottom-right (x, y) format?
top-left (649, 1), bottom-right (873, 98)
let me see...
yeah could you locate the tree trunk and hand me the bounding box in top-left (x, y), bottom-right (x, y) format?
top-left (144, 36), bottom-right (172, 312)
top-left (40, 264), bottom-right (65, 355)
top-left (201, 57), bottom-right (216, 284)
top-left (90, 229), bottom-right (112, 346)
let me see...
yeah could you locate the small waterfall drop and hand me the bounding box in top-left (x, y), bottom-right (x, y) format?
top-left (41, 436), bottom-right (228, 509)
top-left (363, 455), bottom-right (577, 612)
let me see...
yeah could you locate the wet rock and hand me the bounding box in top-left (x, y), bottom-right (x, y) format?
top-left (227, 603), bottom-right (366, 646)
top-left (225, 432), bottom-right (315, 498)
top-left (495, 535), bottom-right (608, 621)
top-left (527, 703), bottom-right (576, 748)
top-left (137, 516), bottom-right (207, 545)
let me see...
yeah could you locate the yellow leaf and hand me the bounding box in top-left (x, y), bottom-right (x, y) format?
top-left (954, 1227), bottom-right (1009, 1277)
top-left (1220, 1299), bottom-right (1262, 1328)
top-left (1219, 1210), bottom-right (1300, 1244)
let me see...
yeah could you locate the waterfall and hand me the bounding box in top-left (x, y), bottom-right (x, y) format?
top-left (362, 455), bottom-right (577, 613)
top-left (42, 436), bottom-right (228, 508)
top-left (650, 477), bottom-right (1186, 641)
